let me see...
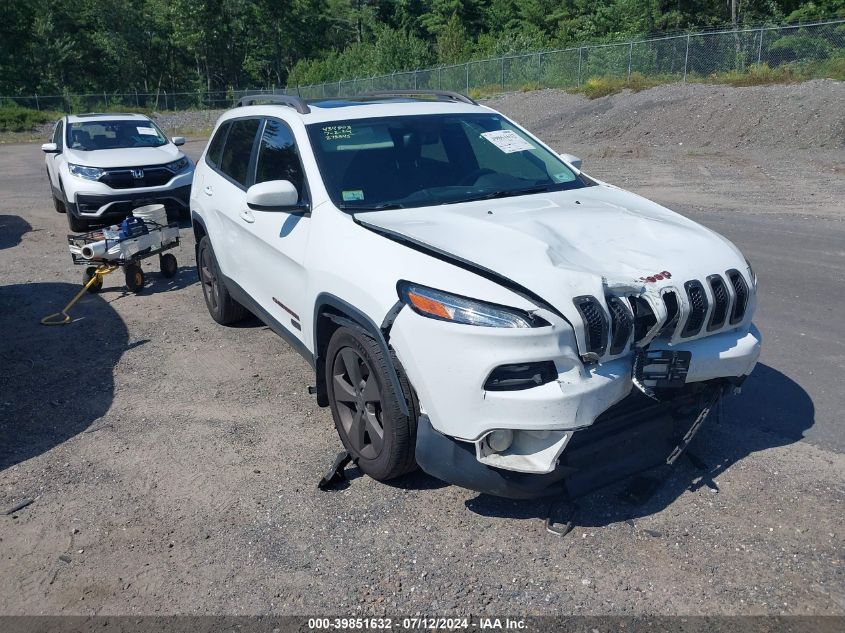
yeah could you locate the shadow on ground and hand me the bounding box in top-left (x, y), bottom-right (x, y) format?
top-left (452, 363), bottom-right (813, 526)
top-left (0, 215), bottom-right (32, 250)
top-left (0, 282), bottom-right (131, 471)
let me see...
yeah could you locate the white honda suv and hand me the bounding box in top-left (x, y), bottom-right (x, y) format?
top-left (42, 113), bottom-right (194, 232)
top-left (191, 91), bottom-right (761, 499)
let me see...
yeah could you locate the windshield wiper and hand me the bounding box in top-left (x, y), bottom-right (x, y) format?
top-left (454, 185), bottom-right (554, 204)
top-left (339, 202), bottom-right (404, 211)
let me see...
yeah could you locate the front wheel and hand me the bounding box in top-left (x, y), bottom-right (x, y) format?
top-left (66, 209), bottom-right (88, 232)
top-left (325, 326), bottom-right (417, 481)
top-left (125, 264), bottom-right (145, 293)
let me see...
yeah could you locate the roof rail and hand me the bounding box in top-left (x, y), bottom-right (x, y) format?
top-left (357, 90), bottom-right (478, 106)
top-left (235, 94), bottom-right (310, 114)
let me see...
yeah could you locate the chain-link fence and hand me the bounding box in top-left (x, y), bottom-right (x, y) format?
top-left (3, 19), bottom-right (843, 112)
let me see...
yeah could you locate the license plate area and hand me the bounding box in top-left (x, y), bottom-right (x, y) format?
top-left (635, 350), bottom-right (691, 389)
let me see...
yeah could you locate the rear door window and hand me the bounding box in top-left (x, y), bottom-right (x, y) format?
top-left (218, 119), bottom-right (261, 187)
top-left (206, 121), bottom-right (230, 167)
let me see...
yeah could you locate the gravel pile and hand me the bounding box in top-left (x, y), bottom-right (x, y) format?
top-left (485, 79), bottom-right (845, 151)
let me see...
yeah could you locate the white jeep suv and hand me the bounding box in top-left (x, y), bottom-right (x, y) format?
top-left (190, 91), bottom-right (761, 499)
top-left (42, 113), bottom-right (194, 232)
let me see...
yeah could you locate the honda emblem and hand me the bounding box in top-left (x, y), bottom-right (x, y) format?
top-left (131, 169), bottom-right (144, 179)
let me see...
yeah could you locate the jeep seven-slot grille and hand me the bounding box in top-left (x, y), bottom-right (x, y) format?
top-left (660, 291), bottom-right (680, 338)
top-left (682, 280), bottom-right (708, 337)
top-left (727, 269), bottom-right (749, 324)
top-left (573, 296), bottom-right (607, 356)
top-left (630, 297), bottom-right (657, 343)
top-left (606, 296), bottom-right (633, 355)
top-left (707, 275), bottom-right (730, 330)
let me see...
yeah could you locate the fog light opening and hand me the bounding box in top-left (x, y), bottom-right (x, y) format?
top-left (486, 429), bottom-right (514, 453)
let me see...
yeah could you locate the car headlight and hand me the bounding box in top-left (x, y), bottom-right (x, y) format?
top-left (165, 157), bottom-right (190, 172)
top-left (397, 281), bottom-right (549, 328)
top-left (68, 164), bottom-right (105, 180)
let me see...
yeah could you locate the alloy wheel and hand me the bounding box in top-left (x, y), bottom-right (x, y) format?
top-left (332, 347), bottom-right (384, 460)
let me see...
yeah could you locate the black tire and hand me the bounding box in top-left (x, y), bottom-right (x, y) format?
top-left (125, 264), bottom-right (145, 293)
top-left (160, 253), bottom-right (178, 278)
top-left (197, 235), bottom-right (247, 325)
top-left (66, 209), bottom-right (88, 232)
top-left (83, 266), bottom-right (102, 293)
top-left (325, 326), bottom-right (418, 481)
top-left (53, 194), bottom-right (66, 214)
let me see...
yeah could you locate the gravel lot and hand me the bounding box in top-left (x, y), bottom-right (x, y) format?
top-left (0, 81), bottom-right (843, 617)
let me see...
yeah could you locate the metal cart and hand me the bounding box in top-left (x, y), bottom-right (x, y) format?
top-left (66, 221), bottom-right (181, 293)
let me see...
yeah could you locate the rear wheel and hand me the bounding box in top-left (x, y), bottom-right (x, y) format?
top-left (197, 235), bottom-right (247, 324)
top-left (325, 326), bottom-right (418, 481)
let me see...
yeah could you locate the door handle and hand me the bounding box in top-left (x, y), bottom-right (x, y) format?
top-left (204, 186), bottom-right (213, 197)
top-left (239, 209), bottom-right (255, 223)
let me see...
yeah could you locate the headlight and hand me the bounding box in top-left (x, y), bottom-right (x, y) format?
top-left (397, 281), bottom-right (549, 328)
top-left (165, 157), bottom-right (190, 172)
top-left (68, 164), bottom-right (105, 180)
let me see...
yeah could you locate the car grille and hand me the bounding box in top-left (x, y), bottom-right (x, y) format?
top-left (707, 275), bottom-right (730, 330)
top-left (727, 269), bottom-right (749, 324)
top-left (572, 269), bottom-right (752, 359)
top-left (682, 280), bottom-right (708, 337)
top-left (573, 296), bottom-right (607, 356)
top-left (606, 295), bottom-right (633, 355)
top-left (100, 166), bottom-right (174, 189)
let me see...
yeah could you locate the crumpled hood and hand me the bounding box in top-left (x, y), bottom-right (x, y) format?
top-left (358, 184), bottom-right (747, 327)
top-left (64, 144), bottom-right (181, 168)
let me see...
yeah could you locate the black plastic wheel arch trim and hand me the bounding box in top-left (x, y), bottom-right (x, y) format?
top-left (354, 218), bottom-right (575, 335)
top-left (313, 292), bottom-right (410, 417)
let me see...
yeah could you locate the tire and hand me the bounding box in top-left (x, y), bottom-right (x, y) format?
top-left (325, 325), bottom-right (418, 481)
top-left (159, 253), bottom-right (178, 278)
top-left (125, 264), bottom-right (145, 293)
top-left (83, 266), bottom-right (102, 293)
top-left (53, 194), bottom-right (66, 214)
top-left (66, 209), bottom-right (88, 232)
top-left (197, 235), bottom-right (247, 324)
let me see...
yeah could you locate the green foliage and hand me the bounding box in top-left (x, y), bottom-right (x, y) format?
top-left (0, 104), bottom-right (61, 132)
top-left (768, 32), bottom-right (833, 62)
top-left (0, 1), bottom-right (843, 96)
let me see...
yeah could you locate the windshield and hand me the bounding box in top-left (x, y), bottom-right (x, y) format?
top-left (307, 113), bottom-right (590, 211)
top-left (67, 119), bottom-right (168, 151)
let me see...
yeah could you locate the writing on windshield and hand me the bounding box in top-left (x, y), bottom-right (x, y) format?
top-left (307, 113), bottom-right (589, 211)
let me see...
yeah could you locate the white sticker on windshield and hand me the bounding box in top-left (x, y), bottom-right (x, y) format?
top-left (480, 130), bottom-right (534, 153)
top-left (342, 190), bottom-right (364, 201)
top-left (137, 126), bottom-right (157, 136)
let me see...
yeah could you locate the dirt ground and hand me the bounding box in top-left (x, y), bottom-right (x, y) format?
top-left (0, 81), bottom-right (843, 617)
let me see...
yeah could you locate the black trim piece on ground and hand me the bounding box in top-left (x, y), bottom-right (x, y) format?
top-left (354, 218), bottom-right (574, 331)
top-left (313, 293), bottom-right (410, 417)
top-left (223, 275), bottom-right (316, 369)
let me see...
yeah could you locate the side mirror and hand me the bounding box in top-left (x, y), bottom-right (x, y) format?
top-left (559, 153), bottom-right (582, 171)
top-left (246, 180), bottom-right (307, 213)
top-left (172, 136), bottom-right (185, 146)
top-left (41, 143), bottom-right (59, 154)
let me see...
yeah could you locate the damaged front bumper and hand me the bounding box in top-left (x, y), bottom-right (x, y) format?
top-left (415, 382), bottom-right (728, 499)
top-left (391, 302), bottom-right (760, 495)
